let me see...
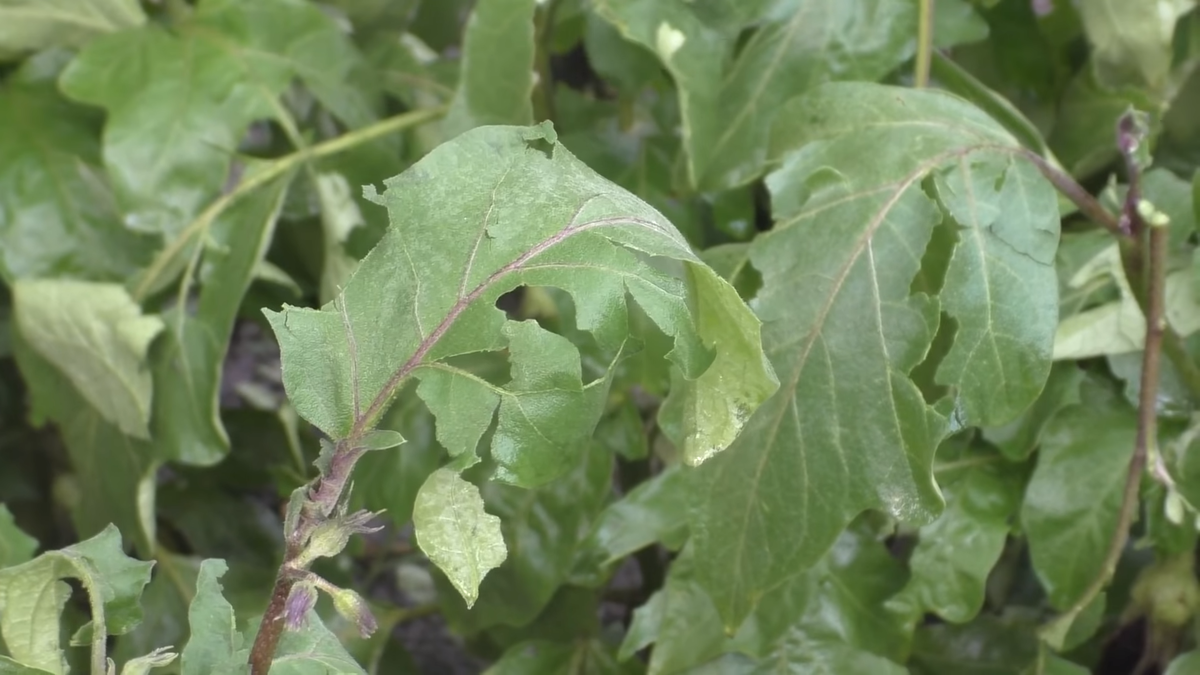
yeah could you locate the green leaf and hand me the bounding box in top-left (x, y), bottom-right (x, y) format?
top-left (317, 172), bottom-right (370, 306)
top-left (592, 0), bottom-right (917, 191)
top-left (486, 639), bottom-right (643, 675)
top-left (269, 612), bottom-right (366, 675)
top-left (1048, 69), bottom-right (1158, 179)
top-left (180, 559), bottom-right (247, 675)
top-left (909, 614), bottom-right (1040, 674)
top-left (12, 330), bottom-right (159, 556)
top-left (982, 362), bottom-right (1084, 460)
top-left (577, 464), bottom-right (688, 570)
top-left (0, 525), bottom-right (153, 675)
top-left (0, 504), bottom-right (37, 569)
top-left (887, 454), bottom-right (1023, 624)
top-left (112, 552), bottom-right (200, 671)
top-left (412, 468), bottom-right (507, 608)
top-left (265, 122), bottom-right (775, 481)
top-left (1077, 0), bottom-right (1193, 93)
top-left (442, 0), bottom-right (536, 138)
top-left (1021, 378), bottom-right (1137, 610)
top-left (0, 657), bottom-right (55, 675)
top-left (1166, 651), bottom-right (1200, 675)
top-left (13, 279), bottom-right (163, 439)
top-left (690, 82), bottom-right (1060, 630)
top-left (153, 169), bottom-right (293, 465)
top-left (0, 0), bottom-right (145, 57)
top-left (440, 437), bottom-right (611, 631)
top-left (0, 60), bottom-right (153, 282)
top-left (58, 0), bottom-right (374, 239)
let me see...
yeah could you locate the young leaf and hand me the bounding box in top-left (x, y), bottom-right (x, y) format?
top-left (0, 0), bottom-right (145, 56)
top-left (689, 83), bottom-right (1060, 629)
top-left (412, 468), bottom-right (506, 608)
top-left (264, 122), bottom-right (776, 481)
top-left (1022, 379), bottom-right (1137, 611)
top-left (0, 505), bottom-right (37, 569)
top-left (442, 0), bottom-right (537, 138)
top-left (118, 647), bottom-right (176, 675)
top-left (0, 60), bottom-right (153, 282)
top-left (0, 525), bottom-right (153, 674)
top-left (180, 559), bottom-right (247, 675)
top-left (12, 280), bottom-right (163, 439)
top-left (592, 0), bottom-right (918, 191)
top-left (440, 437), bottom-right (611, 631)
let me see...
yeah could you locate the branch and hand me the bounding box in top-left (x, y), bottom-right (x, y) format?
top-left (914, 0), bottom-right (934, 89)
top-left (1040, 111), bottom-right (1167, 643)
top-left (133, 105), bottom-right (448, 302)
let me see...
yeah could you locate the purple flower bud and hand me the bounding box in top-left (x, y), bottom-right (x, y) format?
top-left (284, 582), bottom-right (318, 631)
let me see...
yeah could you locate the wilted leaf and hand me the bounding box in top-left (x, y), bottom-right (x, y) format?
top-left (1022, 378), bottom-right (1137, 610)
top-left (0, 0), bottom-right (145, 57)
top-left (0, 504), bottom-right (37, 569)
top-left (265, 122), bottom-right (775, 483)
top-left (690, 82), bottom-right (1059, 629)
top-left (13, 279), bottom-right (163, 439)
top-left (0, 526), bottom-right (152, 675)
top-left (412, 468), bottom-right (507, 607)
top-left (442, 0), bottom-right (536, 138)
top-left (592, 0), bottom-right (918, 190)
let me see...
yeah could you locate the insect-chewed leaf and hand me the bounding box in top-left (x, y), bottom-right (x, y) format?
top-left (264, 122), bottom-right (776, 486)
top-left (689, 82), bottom-right (1060, 630)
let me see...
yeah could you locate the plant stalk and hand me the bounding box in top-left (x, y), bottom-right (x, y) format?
top-left (914, 0), bottom-right (935, 89)
top-left (133, 105), bottom-right (448, 302)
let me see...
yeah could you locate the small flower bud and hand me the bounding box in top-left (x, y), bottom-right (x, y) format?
top-left (330, 586), bottom-right (378, 638)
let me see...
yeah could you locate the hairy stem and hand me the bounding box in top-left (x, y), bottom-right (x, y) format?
top-left (1041, 113), bottom-right (1168, 640)
top-left (133, 106), bottom-right (447, 302)
top-left (914, 0), bottom-right (934, 88)
top-left (248, 567), bottom-right (299, 675)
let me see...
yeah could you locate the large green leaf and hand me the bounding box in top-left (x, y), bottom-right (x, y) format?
top-left (1021, 378), bottom-right (1137, 610)
top-left (0, 58), bottom-right (153, 282)
top-left (442, 0), bottom-right (536, 138)
top-left (13, 280), bottom-right (163, 439)
top-left (689, 83), bottom-right (1060, 629)
top-left (0, 526), bottom-right (152, 675)
top-left (12, 330), bottom-right (159, 556)
top-left (591, 0), bottom-right (918, 191)
top-left (151, 170), bottom-right (292, 465)
top-left (58, 0), bottom-right (376, 240)
top-left (264, 122), bottom-right (775, 482)
top-left (982, 362), bottom-right (1083, 461)
top-left (0, 0), bottom-right (144, 57)
top-left (0, 504), bottom-right (37, 569)
top-left (577, 464), bottom-right (688, 572)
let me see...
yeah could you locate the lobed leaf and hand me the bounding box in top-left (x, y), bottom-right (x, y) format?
top-left (689, 82), bottom-right (1060, 629)
top-left (0, 526), bottom-right (153, 675)
top-left (591, 0), bottom-right (919, 191)
top-left (265, 122), bottom-right (776, 484)
top-left (180, 559), bottom-right (247, 675)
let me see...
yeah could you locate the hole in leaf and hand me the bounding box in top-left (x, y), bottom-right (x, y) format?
top-left (911, 312), bottom-right (958, 405)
